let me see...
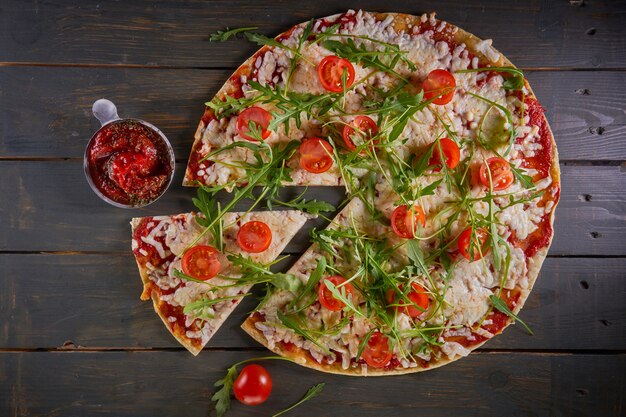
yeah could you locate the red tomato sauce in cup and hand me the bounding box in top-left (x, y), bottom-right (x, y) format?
top-left (86, 120), bottom-right (173, 206)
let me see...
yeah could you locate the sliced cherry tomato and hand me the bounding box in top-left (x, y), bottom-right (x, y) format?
top-left (362, 331), bottom-right (393, 369)
top-left (318, 275), bottom-right (355, 311)
top-left (181, 245), bottom-right (221, 280)
top-left (299, 138), bottom-right (334, 174)
top-left (318, 55), bottom-right (355, 92)
top-left (237, 221), bottom-right (272, 253)
top-left (341, 116), bottom-right (378, 151)
top-left (457, 227), bottom-right (490, 262)
top-left (390, 204), bottom-right (426, 239)
top-left (236, 107), bottom-right (272, 141)
top-left (429, 138), bottom-right (460, 171)
top-left (233, 364), bottom-right (272, 406)
top-left (422, 69), bottom-right (456, 105)
top-left (479, 157), bottom-right (514, 191)
top-left (387, 283), bottom-right (430, 318)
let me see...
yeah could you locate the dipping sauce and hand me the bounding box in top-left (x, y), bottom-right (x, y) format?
top-left (86, 120), bottom-right (173, 206)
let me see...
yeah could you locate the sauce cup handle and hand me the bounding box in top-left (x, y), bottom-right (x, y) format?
top-left (92, 99), bottom-right (120, 126)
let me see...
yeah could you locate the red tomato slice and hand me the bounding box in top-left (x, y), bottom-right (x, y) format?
top-left (318, 275), bottom-right (355, 311)
top-left (390, 205), bottom-right (426, 239)
top-left (318, 55), bottom-right (355, 92)
top-left (181, 245), bottom-right (221, 280)
top-left (457, 227), bottom-right (490, 262)
top-left (362, 332), bottom-right (393, 369)
top-left (387, 283), bottom-right (430, 318)
top-left (233, 364), bottom-right (272, 406)
top-left (479, 157), bottom-right (514, 191)
top-left (429, 138), bottom-right (460, 171)
top-left (422, 69), bottom-right (456, 105)
top-left (237, 221), bottom-right (272, 253)
top-left (299, 138), bottom-right (334, 174)
top-left (341, 116), bottom-right (378, 151)
top-left (236, 107), bottom-right (272, 141)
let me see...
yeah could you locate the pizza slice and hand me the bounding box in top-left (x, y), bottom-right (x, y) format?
top-left (131, 209), bottom-right (309, 355)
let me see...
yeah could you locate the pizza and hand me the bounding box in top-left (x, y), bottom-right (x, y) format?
top-left (131, 209), bottom-right (309, 355)
top-left (175, 10), bottom-right (560, 374)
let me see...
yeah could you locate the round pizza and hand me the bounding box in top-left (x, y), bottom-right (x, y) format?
top-left (171, 9), bottom-right (561, 375)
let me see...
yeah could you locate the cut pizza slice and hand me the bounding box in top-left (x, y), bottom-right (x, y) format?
top-left (242, 197), bottom-right (543, 376)
top-left (131, 209), bottom-right (309, 355)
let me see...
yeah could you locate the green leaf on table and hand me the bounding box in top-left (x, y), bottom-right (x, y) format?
top-left (272, 383), bottom-right (326, 417)
top-left (209, 26), bottom-right (258, 42)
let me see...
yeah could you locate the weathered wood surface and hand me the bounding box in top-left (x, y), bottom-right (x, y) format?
top-left (1, 351), bottom-right (623, 417)
top-left (1, 162), bottom-right (623, 255)
top-left (1, 255), bottom-right (624, 351)
top-left (1, 0), bottom-right (625, 415)
top-left (1, 67), bottom-right (625, 160)
top-left (2, 0), bottom-right (625, 69)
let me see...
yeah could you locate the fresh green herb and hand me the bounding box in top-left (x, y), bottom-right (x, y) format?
top-left (272, 193), bottom-right (336, 216)
top-left (488, 294), bottom-right (534, 335)
top-left (288, 257), bottom-right (327, 312)
top-left (277, 311), bottom-right (331, 354)
top-left (172, 269), bottom-right (210, 285)
top-left (211, 356), bottom-right (293, 417)
top-left (192, 186), bottom-right (224, 251)
top-left (209, 26), bottom-right (258, 42)
top-left (183, 294), bottom-right (247, 318)
top-left (322, 278), bottom-right (367, 319)
top-left (456, 66), bottom-right (525, 91)
top-left (228, 254), bottom-right (303, 293)
top-left (271, 383), bottom-right (325, 417)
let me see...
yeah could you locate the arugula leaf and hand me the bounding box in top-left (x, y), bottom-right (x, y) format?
top-left (227, 254), bottom-right (303, 293)
top-left (211, 363), bottom-right (237, 417)
top-left (277, 311), bottom-right (331, 354)
top-left (420, 179), bottom-right (443, 197)
top-left (273, 195), bottom-right (336, 215)
top-left (321, 38), bottom-right (410, 80)
top-left (322, 279), bottom-right (367, 319)
top-left (172, 269), bottom-right (210, 285)
top-left (244, 31), bottom-right (293, 50)
top-left (209, 26), bottom-right (258, 42)
top-left (211, 356), bottom-right (294, 417)
top-left (456, 66), bottom-right (525, 91)
top-left (405, 239), bottom-right (427, 275)
top-left (488, 295), bottom-right (534, 335)
top-left (183, 294), bottom-right (247, 318)
top-left (271, 383), bottom-right (325, 417)
top-left (193, 186), bottom-right (224, 250)
top-left (288, 257), bottom-right (326, 312)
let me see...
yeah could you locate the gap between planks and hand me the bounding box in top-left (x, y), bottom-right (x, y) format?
top-left (2, 251), bottom-right (626, 259)
top-left (0, 158), bottom-right (623, 166)
top-left (0, 347), bottom-right (624, 355)
top-left (2, 61), bottom-right (626, 72)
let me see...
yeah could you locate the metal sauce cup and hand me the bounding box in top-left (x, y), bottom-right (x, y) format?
top-left (84, 99), bottom-right (175, 208)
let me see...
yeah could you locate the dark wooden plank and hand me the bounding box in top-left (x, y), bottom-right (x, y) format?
top-left (1, 255), bottom-right (624, 351)
top-left (2, 0), bottom-right (625, 69)
top-left (0, 161), bottom-right (344, 254)
top-left (1, 67), bottom-right (625, 160)
top-left (0, 351), bottom-right (623, 417)
top-left (0, 162), bottom-right (624, 255)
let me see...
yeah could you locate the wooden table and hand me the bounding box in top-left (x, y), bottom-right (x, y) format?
top-left (1, 1), bottom-right (625, 416)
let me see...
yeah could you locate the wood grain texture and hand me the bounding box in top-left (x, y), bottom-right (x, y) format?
top-left (1, 351), bottom-right (624, 417)
top-left (1, 0), bottom-right (625, 69)
top-left (1, 255), bottom-right (624, 351)
top-left (1, 67), bottom-right (625, 160)
top-left (0, 162), bottom-right (623, 255)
